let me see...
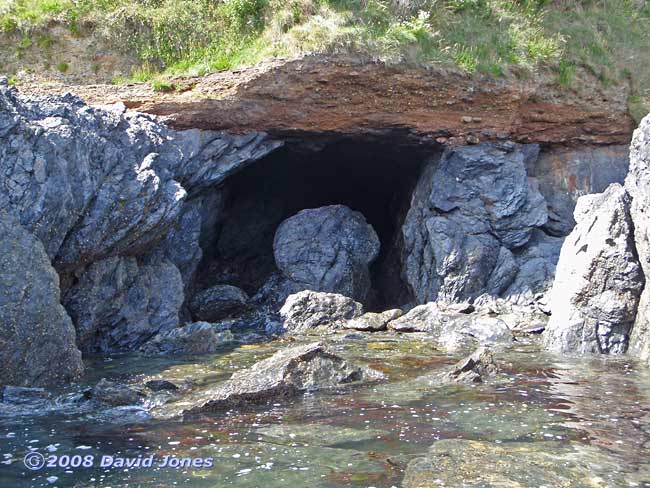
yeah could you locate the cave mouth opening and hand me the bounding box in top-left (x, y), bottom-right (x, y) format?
top-left (198, 138), bottom-right (436, 310)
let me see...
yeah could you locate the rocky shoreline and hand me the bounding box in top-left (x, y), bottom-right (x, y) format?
top-left (1, 73), bottom-right (650, 449)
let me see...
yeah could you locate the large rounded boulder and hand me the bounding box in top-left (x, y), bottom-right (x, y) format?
top-left (273, 205), bottom-right (380, 302)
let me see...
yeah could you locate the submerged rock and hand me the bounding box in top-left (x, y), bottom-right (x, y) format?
top-left (140, 322), bottom-right (227, 355)
top-left (344, 309), bottom-right (404, 332)
top-left (145, 380), bottom-right (179, 392)
top-left (185, 342), bottom-right (382, 413)
top-left (189, 284), bottom-right (250, 322)
top-left (401, 143), bottom-right (550, 304)
top-left (402, 439), bottom-right (622, 488)
top-left (273, 205), bottom-right (380, 302)
top-left (1, 386), bottom-right (49, 405)
top-left (86, 379), bottom-right (145, 407)
top-left (0, 211), bottom-right (83, 387)
top-left (280, 290), bottom-right (364, 334)
top-left (63, 256), bottom-right (184, 353)
top-left (544, 184), bottom-right (644, 354)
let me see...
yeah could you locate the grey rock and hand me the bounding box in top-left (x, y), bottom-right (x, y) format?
top-left (252, 271), bottom-right (306, 312)
top-left (0, 86), bottom-right (279, 266)
top-left (401, 144), bottom-right (548, 304)
top-left (544, 184), bottom-right (644, 354)
top-left (279, 290), bottom-right (364, 334)
top-left (87, 378), bottom-right (145, 407)
top-left (0, 211), bottom-right (83, 387)
top-left (184, 342), bottom-right (382, 413)
top-left (189, 284), bottom-right (250, 322)
top-left (145, 380), bottom-right (179, 392)
top-left (273, 205), bottom-right (380, 302)
top-left (387, 302), bottom-right (513, 350)
top-left (140, 322), bottom-right (224, 355)
top-left (63, 257), bottom-right (184, 353)
top-left (344, 309), bottom-right (404, 332)
top-left (529, 146), bottom-right (630, 236)
top-left (625, 115), bottom-right (650, 363)
top-left (436, 347), bottom-right (498, 384)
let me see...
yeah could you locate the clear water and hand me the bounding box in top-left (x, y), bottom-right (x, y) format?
top-left (2, 334), bottom-right (650, 487)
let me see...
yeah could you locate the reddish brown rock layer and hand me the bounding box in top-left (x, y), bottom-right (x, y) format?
top-left (17, 56), bottom-right (635, 146)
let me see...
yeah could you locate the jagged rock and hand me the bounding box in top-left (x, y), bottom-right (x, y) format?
top-left (626, 115), bottom-right (650, 364)
top-left (544, 184), bottom-right (644, 354)
top-left (189, 284), bottom-right (249, 322)
top-left (145, 380), bottom-right (179, 392)
top-left (344, 309), bottom-right (404, 332)
top-left (252, 271), bottom-right (306, 312)
top-left (140, 322), bottom-right (224, 355)
top-left (401, 143), bottom-right (548, 304)
top-left (472, 294), bottom-right (549, 332)
top-left (63, 257), bottom-right (184, 353)
top-left (86, 378), bottom-right (145, 407)
top-left (0, 211), bottom-right (83, 387)
top-left (387, 303), bottom-right (447, 333)
top-left (279, 290), bottom-right (364, 334)
top-left (436, 347), bottom-right (498, 384)
top-left (184, 342), bottom-right (382, 413)
top-left (273, 205), bottom-right (380, 302)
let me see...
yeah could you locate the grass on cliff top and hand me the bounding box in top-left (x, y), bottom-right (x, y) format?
top-left (1, 0), bottom-right (649, 117)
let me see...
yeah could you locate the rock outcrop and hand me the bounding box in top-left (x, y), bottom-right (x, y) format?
top-left (436, 346), bottom-right (499, 384)
top-left (0, 211), bottom-right (83, 387)
top-left (279, 290), bottom-right (365, 334)
top-left (0, 79), bottom-right (279, 364)
top-left (626, 115), bottom-right (650, 363)
top-left (273, 205), bottom-right (380, 303)
top-left (344, 309), bottom-right (404, 332)
top-left (544, 184), bottom-right (644, 354)
top-left (185, 342), bottom-right (381, 413)
top-left (401, 143), bottom-right (552, 304)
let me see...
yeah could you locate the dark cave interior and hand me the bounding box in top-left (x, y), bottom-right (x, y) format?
top-left (198, 138), bottom-right (438, 308)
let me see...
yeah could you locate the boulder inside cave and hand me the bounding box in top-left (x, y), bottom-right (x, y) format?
top-left (195, 138), bottom-right (436, 310)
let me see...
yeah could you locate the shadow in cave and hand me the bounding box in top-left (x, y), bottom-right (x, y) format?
top-left (197, 138), bottom-right (437, 310)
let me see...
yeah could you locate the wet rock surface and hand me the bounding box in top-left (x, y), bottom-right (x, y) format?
top-left (544, 184), bottom-right (644, 354)
top-left (86, 378), bottom-right (145, 407)
top-left (185, 342), bottom-right (382, 413)
top-left (279, 290), bottom-right (365, 334)
top-left (436, 347), bottom-right (498, 384)
top-left (0, 211), bottom-right (83, 387)
top-left (401, 143), bottom-right (552, 305)
top-left (140, 322), bottom-right (222, 355)
top-left (273, 205), bottom-right (380, 303)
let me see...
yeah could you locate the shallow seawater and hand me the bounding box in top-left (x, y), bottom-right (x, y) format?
top-left (2, 335), bottom-right (650, 487)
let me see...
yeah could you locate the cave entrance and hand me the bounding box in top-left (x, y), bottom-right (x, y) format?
top-left (199, 138), bottom-right (435, 310)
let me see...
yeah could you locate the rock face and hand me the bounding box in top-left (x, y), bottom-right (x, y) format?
top-left (140, 322), bottom-right (221, 355)
top-left (401, 143), bottom-right (551, 304)
top-left (63, 257), bottom-right (184, 353)
top-left (273, 205), bottom-right (380, 303)
top-left (0, 211), bottom-right (83, 387)
top-left (189, 284), bottom-right (249, 322)
top-left (544, 184), bottom-right (644, 354)
top-left (626, 115), bottom-right (650, 364)
top-left (279, 291), bottom-right (364, 334)
top-left (0, 80), bottom-right (279, 362)
top-left (185, 342), bottom-right (381, 413)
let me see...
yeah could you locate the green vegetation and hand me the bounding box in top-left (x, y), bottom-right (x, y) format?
top-left (1, 0), bottom-right (649, 115)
